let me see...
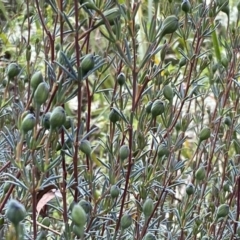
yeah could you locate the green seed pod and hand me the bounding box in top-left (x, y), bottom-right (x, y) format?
top-left (199, 127), bottom-right (211, 142)
top-left (195, 166), bottom-right (206, 181)
top-left (159, 15), bottom-right (179, 40)
top-left (41, 217), bottom-right (50, 227)
top-left (120, 213), bottom-right (132, 230)
top-left (117, 73), bottom-right (126, 86)
top-left (110, 185), bottom-right (120, 198)
top-left (3, 182), bottom-right (10, 194)
top-left (151, 100), bottom-right (164, 118)
top-left (223, 116), bottom-right (232, 127)
top-left (49, 106), bottom-right (66, 130)
top-left (7, 63), bottom-right (21, 79)
top-left (119, 144), bottom-right (130, 161)
top-left (6, 199), bottom-right (26, 226)
top-left (217, 0), bottom-right (229, 15)
top-left (175, 121), bottom-right (181, 132)
top-left (79, 140), bottom-right (92, 156)
top-left (34, 82), bottom-right (49, 106)
top-left (64, 116), bottom-right (72, 129)
top-left (223, 181), bottom-right (230, 192)
top-left (144, 232), bottom-right (156, 240)
top-left (71, 204), bottom-right (87, 227)
top-left (181, 0), bottom-right (191, 13)
top-left (81, 54), bottom-right (95, 75)
top-left (163, 85), bottom-right (174, 101)
top-left (73, 225), bottom-right (85, 238)
top-left (186, 183), bottom-right (195, 195)
top-left (79, 200), bottom-right (92, 214)
top-left (145, 101), bottom-right (153, 114)
top-left (157, 144), bottom-right (170, 158)
top-left (109, 109), bottom-right (120, 123)
top-left (21, 113), bottom-right (36, 134)
top-left (216, 204), bottom-right (229, 220)
top-left (42, 112), bottom-right (51, 129)
top-left (30, 71), bottom-right (43, 91)
top-left (143, 198), bottom-right (154, 218)
top-left (179, 57), bottom-right (187, 68)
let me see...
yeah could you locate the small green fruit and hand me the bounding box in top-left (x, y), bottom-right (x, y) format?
top-left (145, 101), bottom-right (153, 114)
top-left (21, 113), bottom-right (36, 133)
top-left (216, 204), bottom-right (229, 219)
top-left (223, 181), bottom-right (230, 192)
top-left (42, 112), bottom-right (51, 129)
top-left (109, 109), bottom-right (120, 123)
top-left (151, 100), bottom-right (164, 118)
top-left (7, 63), bottom-right (21, 79)
top-left (199, 127), bottom-right (211, 142)
top-left (79, 200), bottom-right (92, 214)
top-left (3, 182), bottom-right (10, 193)
top-left (186, 183), bottom-right (195, 195)
top-left (144, 232), bottom-right (156, 240)
top-left (81, 54), bottom-right (95, 75)
top-left (73, 224), bottom-right (85, 238)
top-left (110, 185), bottom-right (120, 198)
top-left (34, 82), bottom-right (49, 106)
top-left (159, 15), bottom-right (179, 40)
top-left (195, 166), bottom-right (206, 181)
top-left (163, 85), bottom-right (174, 101)
top-left (119, 144), bottom-right (130, 161)
top-left (49, 106), bottom-right (66, 130)
top-left (79, 140), bottom-right (92, 156)
top-left (6, 199), bottom-right (26, 226)
top-left (223, 116), bottom-right (232, 127)
top-left (71, 204), bottom-right (87, 227)
top-left (181, 0), bottom-right (191, 13)
top-left (179, 57), bottom-right (187, 68)
top-left (120, 213), bottom-right (132, 230)
top-left (41, 217), bottom-right (50, 227)
top-left (64, 116), bottom-right (72, 129)
top-left (143, 198), bottom-right (154, 218)
top-left (30, 71), bottom-right (43, 90)
top-left (157, 144), bottom-right (170, 158)
top-left (117, 73), bottom-right (126, 86)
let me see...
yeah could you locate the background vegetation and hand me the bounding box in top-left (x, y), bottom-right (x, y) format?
top-left (0, 0), bottom-right (240, 239)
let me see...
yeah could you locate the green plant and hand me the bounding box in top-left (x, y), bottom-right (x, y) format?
top-left (0, 0), bottom-right (240, 239)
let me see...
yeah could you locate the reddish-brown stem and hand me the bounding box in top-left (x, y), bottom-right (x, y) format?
top-left (73, 0), bottom-right (81, 202)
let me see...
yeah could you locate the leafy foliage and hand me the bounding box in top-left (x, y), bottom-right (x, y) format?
top-left (0, 0), bottom-right (240, 239)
